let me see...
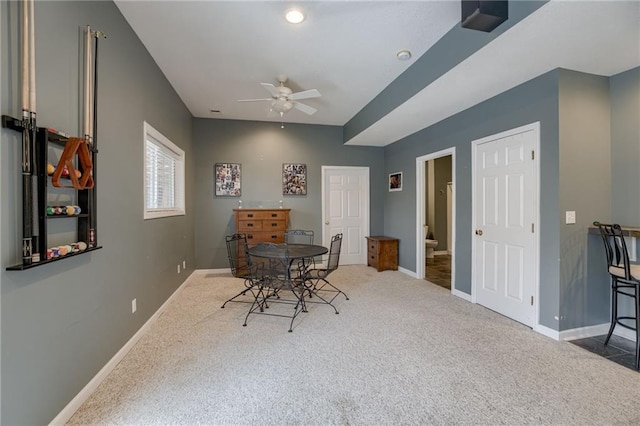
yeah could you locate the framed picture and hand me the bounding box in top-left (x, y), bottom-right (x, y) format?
top-left (215, 163), bottom-right (241, 197)
top-left (282, 163), bottom-right (307, 196)
top-left (389, 172), bottom-right (402, 192)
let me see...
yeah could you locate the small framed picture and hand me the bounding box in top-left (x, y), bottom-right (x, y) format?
top-left (215, 163), bottom-right (241, 197)
top-left (389, 172), bottom-right (402, 192)
top-left (282, 163), bottom-right (307, 196)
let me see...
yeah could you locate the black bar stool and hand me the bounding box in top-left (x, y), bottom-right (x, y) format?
top-left (593, 222), bottom-right (640, 370)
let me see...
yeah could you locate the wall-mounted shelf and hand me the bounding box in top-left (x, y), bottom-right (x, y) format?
top-left (2, 117), bottom-right (99, 271)
top-left (6, 246), bottom-right (102, 271)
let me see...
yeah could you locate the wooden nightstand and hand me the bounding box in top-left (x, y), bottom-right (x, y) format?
top-left (366, 236), bottom-right (399, 272)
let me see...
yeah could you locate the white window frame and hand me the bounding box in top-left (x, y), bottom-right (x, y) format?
top-left (143, 121), bottom-right (185, 220)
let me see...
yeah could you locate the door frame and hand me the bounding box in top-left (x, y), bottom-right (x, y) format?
top-left (416, 147), bottom-right (456, 292)
top-left (321, 165), bottom-right (370, 264)
top-left (470, 122), bottom-right (541, 328)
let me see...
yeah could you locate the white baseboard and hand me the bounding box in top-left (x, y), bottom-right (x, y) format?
top-left (434, 250), bottom-right (448, 256)
top-left (398, 265), bottom-right (416, 278)
top-left (197, 268), bottom-right (231, 275)
top-left (452, 289), bottom-right (471, 302)
top-left (557, 323), bottom-right (610, 341)
top-left (536, 322), bottom-right (637, 343)
top-left (49, 271), bottom-right (198, 426)
top-left (535, 324), bottom-right (561, 341)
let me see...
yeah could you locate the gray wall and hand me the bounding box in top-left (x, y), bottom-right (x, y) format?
top-left (192, 118), bottom-right (385, 269)
top-left (383, 70), bottom-right (561, 328)
top-left (610, 67), bottom-right (640, 226)
top-left (557, 69), bottom-right (611, 330)
top-left (1, 1), bottom-right (195, 424)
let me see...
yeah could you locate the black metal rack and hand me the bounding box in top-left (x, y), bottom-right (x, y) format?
top-left (2, 116), bottom-right (101, 270)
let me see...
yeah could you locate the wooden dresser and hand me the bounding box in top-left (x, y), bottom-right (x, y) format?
top-left (366, 236), bottom-right (399, 272)
top-left (233, 208), bottom-right (290, 245)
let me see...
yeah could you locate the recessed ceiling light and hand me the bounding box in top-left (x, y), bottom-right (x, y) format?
top-left (396, 50), bottom-right (412, 61)
top-left (285, 9), bottom-right (305, 24)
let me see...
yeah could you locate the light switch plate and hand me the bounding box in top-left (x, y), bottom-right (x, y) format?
top-left (565, 211), bottom-right (576, 224)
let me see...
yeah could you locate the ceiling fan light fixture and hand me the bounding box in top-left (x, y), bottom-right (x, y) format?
top-left (285, 9), bottom-right (305, 24)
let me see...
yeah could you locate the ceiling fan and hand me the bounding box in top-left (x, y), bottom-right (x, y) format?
top-left (238, 75), bottom-right (321, 117)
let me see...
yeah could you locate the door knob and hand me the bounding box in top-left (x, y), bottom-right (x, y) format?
top-left (475, 229), bottom-right (483, 236)
top-left (325, 221), bottom-right (329, 225)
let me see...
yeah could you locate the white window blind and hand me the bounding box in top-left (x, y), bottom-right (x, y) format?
top-left (144, 122), bottom-right (185, 219)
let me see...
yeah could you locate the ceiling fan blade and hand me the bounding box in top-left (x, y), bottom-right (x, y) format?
top-left (237, 98), bottom-right (272, 102)
top-left (293, 101), bottom-right (317, 115)
top-left (289, 89), bottom-right (321, 101)
top-left (260, 83), bottom-right (280, 98)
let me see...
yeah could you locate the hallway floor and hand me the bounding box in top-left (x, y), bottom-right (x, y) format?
top-left (570, 334), bottom-right (639, 371)
top-left (425, 254), bottom-right (451, 290)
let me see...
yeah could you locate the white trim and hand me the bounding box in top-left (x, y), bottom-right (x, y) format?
top-left (398, 265), bottom-right (416, 278)
top-left (453, 289), bottom-right (472, 302)
top-left (196, 268), bottom-right (232, 275)
top-left (433, 250), bottom-right (448, 256)
top-left (320, 166), bottom-right (370, 264)
top-left (556, 323), bottom-right (610, 341)
top-left (416, 147), bottom-right (456, 293)
top-left (49, 271), bottom-right (198, 426)
top-left (470, 122), bottom-right (540, 328)
top-left (143, 121), bottom-right (185, 220)
top-left (535, 324), bottom-right (560, 341)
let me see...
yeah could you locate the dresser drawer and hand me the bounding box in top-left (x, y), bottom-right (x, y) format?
top-left (368, 241), bottom-right (378, 253)
top-left (263, 220), bottom-right (286, 231)
top-left (246, 231), bottom-right (284, 244)
top-left (238, 220), bottom-right (263, 231)
top-left (237, 210), bottom-right (288, 221)
top-left (237, 211), bottom-right (268, 221)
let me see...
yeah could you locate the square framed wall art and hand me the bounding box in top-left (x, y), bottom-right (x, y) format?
top-left (282, 163), bottom-right (307, 196)
top-left (215, 163), bottom-right (241, 197)
top-left (389, 172), bottom-right (402, 192)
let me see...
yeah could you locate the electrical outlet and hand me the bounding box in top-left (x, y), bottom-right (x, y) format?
top-left (177, 264), bottom-right (181, 274)
top-left (183, 260), bottom-right (186, 269)
top-left (131, 298), bottom-right (137, 314)
top-left (565, 211), bottom-right (576, 224)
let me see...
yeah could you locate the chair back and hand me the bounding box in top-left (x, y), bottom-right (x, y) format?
top-left (225, 233), bottom-right (252, 278)
top-left (285, 229), bottom-right (314, 245)
top-left (594, 222), bottom-right (632, 281)
top-left (326, 233), bottom-right (343, 274)
top-left (251, 242), bottom-right (291, 281)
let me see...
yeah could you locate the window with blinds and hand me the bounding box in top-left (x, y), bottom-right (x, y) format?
top-left (143, 122), bottom-right (185, 219)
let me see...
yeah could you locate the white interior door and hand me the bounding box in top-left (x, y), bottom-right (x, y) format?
top-left (321, 166), bottom-right (369, 265)
top-left (472, 123), bottom-right (539, 327)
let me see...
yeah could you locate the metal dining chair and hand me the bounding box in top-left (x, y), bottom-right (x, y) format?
top-left (284, 229), bottom-right (314, 245)
top-left (243, 243), bottom-right (307, 332)
top-left (593, 221), bottom-right (640, 370)
top-left (285, 229), bottom-right (315, 277)
top-left (221, 234), bottom-right (260, 309)
top-left (305, 233), bottom-right (349, 306)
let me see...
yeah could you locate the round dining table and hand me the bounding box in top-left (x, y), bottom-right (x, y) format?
top-left (248, 243), bottom-right (328, 260)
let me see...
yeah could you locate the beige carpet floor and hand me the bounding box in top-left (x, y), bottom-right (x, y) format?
top-left (68, 265), bottom-right (640, 425)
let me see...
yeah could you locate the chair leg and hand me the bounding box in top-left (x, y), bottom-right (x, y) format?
top-left (604, 279), bottom-right (618, 346)
top-left (221, 286), bottom-right (253, 308)
top-left (315, 278), bottom-right (349, 301)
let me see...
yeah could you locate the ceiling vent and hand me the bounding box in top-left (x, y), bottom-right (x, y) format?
top-left (461, 0), bottom-right (508, 33)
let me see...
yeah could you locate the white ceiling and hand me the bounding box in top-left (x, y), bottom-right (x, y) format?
top-left (115, 1), bottom-right (640, 147)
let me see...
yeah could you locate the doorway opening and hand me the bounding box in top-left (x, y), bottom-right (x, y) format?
top-left (416, 148), bottom-right (455, 292)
